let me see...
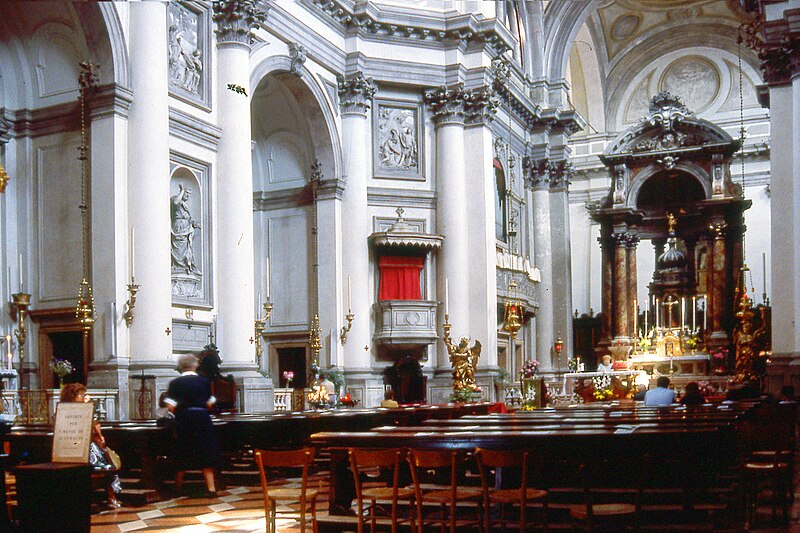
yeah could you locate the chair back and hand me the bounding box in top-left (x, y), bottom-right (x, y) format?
top-left (212, 377), bottom-right (238, 413)
top-left (255, 447), bottom-right (316, 498)
top-left (349, 448), bottom-right (406, 496)
top-left (474, 448), bottom-right (528, 497)
top-left (407, 449), bottom-right (463, 502)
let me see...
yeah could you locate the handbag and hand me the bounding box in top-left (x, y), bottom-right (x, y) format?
top-left (106, 447), bottom-right (122, 470)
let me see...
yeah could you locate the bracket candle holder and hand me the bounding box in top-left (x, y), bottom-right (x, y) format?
top-left (123, 277), bottom-right (140, 327)
top-left (11, 292), bottom-right (30, 368)
top-left (254, 301), bottom-right (273, 364)
top-left (339, 309), bottom-right (354, 344)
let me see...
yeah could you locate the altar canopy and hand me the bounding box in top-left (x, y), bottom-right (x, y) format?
top-left (591, 92), bottom-right (749, 356)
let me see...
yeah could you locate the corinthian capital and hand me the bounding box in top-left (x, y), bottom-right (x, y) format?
top-left (464, 86), bottom-right (498, 126)
top-left (424, 84), bottom-right (466, 126)
top-left (337, 72), bottom-right (376, 115)
top-left (212, 0), bottom-right (268, 45)
top-left (549, 160), bottom-right (574, 192)
top-left (523, 157), bottom-right (554, 191)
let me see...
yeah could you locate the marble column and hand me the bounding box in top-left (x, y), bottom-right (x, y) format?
top-left (612, 232), bottom-right (629, 339)
top-left (338, 73), bottom-right (375, 374)
top-left (599, 231), bottom-right (613, 341)
top-left (212, 1), bottom-right (271, 412)
top-left (626, 233), bottom-right (639, 337)
top-left (549, 160), bottom-right (575, 361)
top-left (464, 87), bottom-right (498, 373)
top-left (127, 2), bottom-right (173, 378)
top-left (426, 85), bottom-right (468, 371)
top-left (708, 222), bottom-right (728, 344)
top-left (527, 158), bottom-right (554, 371)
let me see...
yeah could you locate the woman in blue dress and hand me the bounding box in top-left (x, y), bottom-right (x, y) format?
top-left (164, 353), bottom-right (220, 496)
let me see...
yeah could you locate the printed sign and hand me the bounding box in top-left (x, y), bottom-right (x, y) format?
top-left (52, 402), bottom-right (94, 463)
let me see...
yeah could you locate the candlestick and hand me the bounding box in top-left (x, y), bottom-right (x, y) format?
top-left (257, 292), bottom-right (262, 316)
top-left (6, 334), bottom-right (11, 370)
top-left (18, 254), bottom-right (22, 292)
top-left (265, 257), bottom-right (270, 299)
top-left (347, 275), bottom-right (351, 310)
top-left (633, 299), bottom-right (637, 335)
top-left (445, 278), bottom-right (449, 316)
top-left (703, 295), bottom-right (707, 331)
top-left (680, 297), bottom-right (685, 331)
top-left (130, 227), bottom-right (135, 279)
top-left (692, 296), bottom-right (696, 331)
top-left (655, 298), bottom-right (659, 329)
top-left (644, 306), bottom-right (648, 336)
top-left (762, 252), bottom-right (767, 303)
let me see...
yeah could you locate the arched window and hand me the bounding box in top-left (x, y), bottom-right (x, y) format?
top-left (494, 158), bottom-right (507, 242)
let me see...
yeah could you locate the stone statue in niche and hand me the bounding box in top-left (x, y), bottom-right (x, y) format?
top-left (171, 183), bottom-right (202, 275)
top-left (168, 3), bottom-right (203, 96)
top-left (377, 106), bottom-right (418, 171)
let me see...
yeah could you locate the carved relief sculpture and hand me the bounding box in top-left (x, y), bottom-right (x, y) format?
top-left (168, 3), bottom-right (205, 98)
top-left (377, 106), bottom-right (417, 171)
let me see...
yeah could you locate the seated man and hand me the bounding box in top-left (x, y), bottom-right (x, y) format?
top-left (644, 376), bottom-right (676, 406)
top-left (380, 389), bottom-right (399, 408)
top-left (597, 355), bottom-right (613, 373)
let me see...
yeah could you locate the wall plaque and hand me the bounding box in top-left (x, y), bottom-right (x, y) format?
top-left (373, 100), bottom-right (423, 181)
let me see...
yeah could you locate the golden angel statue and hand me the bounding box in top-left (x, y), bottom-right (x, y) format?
top-left (445, 335), bottom-right (481, 392)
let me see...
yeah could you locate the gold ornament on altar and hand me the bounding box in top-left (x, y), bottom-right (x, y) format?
top-left (503, 280), bottom-right (523, 341)
top-left (442, 316), bottom-right (481, 393)
top-left (733, 293), bottom-right (757, 380)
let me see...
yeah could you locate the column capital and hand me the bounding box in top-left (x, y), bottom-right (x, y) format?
top-left (626, 233), bottom-right (640, 248)
top-left (523, 157), bottom-right (553, 191)
top-left (337, 72), bottom-right (376, 116)
top-left (549, 160), bottom-right (574, 192)
top-left (709, 221), bottom-right (727, 239)
top-left (212, 0), bottom-right (268, 46)
top-left (464, 86), bottom-right (498, 126)
top-left (612, 232), bottom-right (629, 247)
top-left (0, 111), bottom-right (12, 144)
top-left (425, 84), bottom-right (466, 126)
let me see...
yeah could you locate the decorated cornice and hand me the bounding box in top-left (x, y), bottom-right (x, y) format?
top-left (0, 110), bottom-right (13, 144)
top-left (492, 58), bottom-right (542, 127)
top-left (337, 72), bottom-right (376, 115)
top-left (212, 0), bottom-right (269, 45)
top-left (307, 0), bottom-right (513, 57)
top-left (425, 84), bottom-right (466, 126)
top-left (742, 8), bottom-right (800, 85)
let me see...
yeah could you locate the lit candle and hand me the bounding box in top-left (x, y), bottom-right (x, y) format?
top-left (644, 306), bottom-right (648, 336)
top-left (445, 278), bottom-right (449, 316)
top-left (130, 227), bottom-right (135, 279)
top-left (347, 275), bottom-right (352, 310)
top-left (18, 254), bottom-right (23, 292)
top-left (762, 252), bottom-right (767, 299)
top-left (703, 295), bottom-right (707, 331)
top-left (633, 299), bottom-right (637, 335)
top-left (680, 297), bottom-right (685, 330)
top-left (265, 257), bottom-right (270, 299)
top-left (6, 334), bottom-right (11, 370)
top-left (692, 296), bottom-right (696, 331)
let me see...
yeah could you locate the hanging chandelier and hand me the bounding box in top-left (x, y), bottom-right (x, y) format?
top-left (75, 62), bottom-right (98, 334)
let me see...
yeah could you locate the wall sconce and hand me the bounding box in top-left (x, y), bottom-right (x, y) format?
top-left (254, 301), bottom-right (273, 364)
top-left (123, 277), bottom-right (140, 327)
top-left (340, 309), bottom-right (354, 344)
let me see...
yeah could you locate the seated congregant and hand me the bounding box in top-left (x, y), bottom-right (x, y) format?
top-left (380, 389), bottom-right (399, 409)
top-left (679, 381), bottom-right (705, 406)
top-left (644, 376), bottom-right (676, 406)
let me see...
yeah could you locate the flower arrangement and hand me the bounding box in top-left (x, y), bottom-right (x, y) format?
top-left (568, 358), bottom-right (578, 372)
top-left (685, 335), bottom-right (698, 350)
top-left (49, 358), bottom-right (74, 386)
top-left (638, 336), bottom-right (652, 352)
top-left (520, 360), bottom-right (539, 379)
top-left (307, 383), bottom-right (330, 408)
top-left (310, 361), bottom-right (320, 378)
top-left (697, 381), bottom-right (718, 397)
top-left (450, 387), bottom-right (480, 404)
top-left (282, 370), bottom-right (294, 388)
top-left (338, 393), bottom-right (357, 407)
top-left (710, 347), bottom-right (729, 374)
top-left (591, 374), bottom-right (614, 401)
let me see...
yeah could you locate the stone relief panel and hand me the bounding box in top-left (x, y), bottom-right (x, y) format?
top-left (659, 56), bottom-right (720, 114)
top-left (170, 154), bottom-right (212, 307)
top-left (168, 2), bottom-right (210, 108)
top-left (373, 100), bottom-right (423, 181)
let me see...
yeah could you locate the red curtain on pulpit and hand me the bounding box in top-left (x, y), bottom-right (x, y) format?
top-left (378, 256), bottom-right (424, 300)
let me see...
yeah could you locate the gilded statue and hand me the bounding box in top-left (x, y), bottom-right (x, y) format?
top-left (734, 295), bottom-right (757, 380)
top-left (443, 327), bottom-right (481, 392)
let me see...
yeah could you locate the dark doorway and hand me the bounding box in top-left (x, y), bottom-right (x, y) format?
top-left (48, 331), bottom-right (85, 384)
top-left (384, 357), bottom-right (427, 404)
top-left (277, 347), bottom-right (307, 388)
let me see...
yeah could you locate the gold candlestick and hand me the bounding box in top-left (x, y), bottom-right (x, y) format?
top-left (12, 292), bottom-right (30, 367)
top-left (339, 310), bottom-right (354, 344)
top-left (309, 314), bottom-right (322, 362)
top-left (254, 301), bottom-right (273, 364)
top-left (123, 277), bottom-right (140, 327)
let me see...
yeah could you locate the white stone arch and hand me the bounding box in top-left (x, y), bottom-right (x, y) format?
top-left (262, 129), bottom-right (309, 191)
top-left (626, 160), bottom-right (712, 209)
top-left (250, 54), bottom-right (343, 184)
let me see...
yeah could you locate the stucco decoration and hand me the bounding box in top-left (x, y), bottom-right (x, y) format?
top-left (611, 14), bottom-right (640, 41)
top-left (168, 2), bottom-right (210, 108)
top-left (374, 101), bottom-right (423, 181)
top-left (659, 56), bottom-right (720, 113)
